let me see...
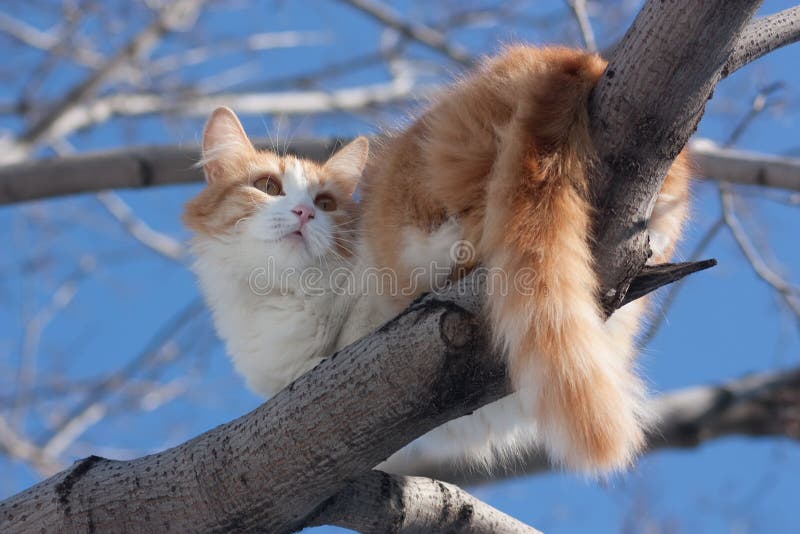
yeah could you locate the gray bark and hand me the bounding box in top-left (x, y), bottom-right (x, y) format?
top-left (306, 470), bottom-right (540, 533)
top-left (588, 0), bottom-right (764, 313)
top-left (723, 6), bottom-right (800, 76)
top-left (0, 139), bottom-right (343, 205)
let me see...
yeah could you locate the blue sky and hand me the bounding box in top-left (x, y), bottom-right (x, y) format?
top-left (1, 1), bottom-right (799, 532)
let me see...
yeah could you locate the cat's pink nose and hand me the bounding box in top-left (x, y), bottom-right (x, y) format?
top-left (291, 205), bottom-right (315, 224)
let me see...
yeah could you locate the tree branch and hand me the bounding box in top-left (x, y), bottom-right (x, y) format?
top-left (336, 0), bottom-right (474, 66)
top-left (0, 279), bottom-right (512, 533)
top-left (589, 0), bottom-right (765, 314)
top-left (2, 135), bottom-right (800, 206)
top-left (621, 259), bottom-right (717, 306)
top-left (15, 0), bottom-right (207, 152)
top-left (306, 470), bottom-right (540, 533)
top-left (720, 183), bottom-right (800, 321)
top-left (691, 138), bottom-right (800, 192)
top-left (0, 139), bottom-right (341, 205)
top-left (565, 0), bottom-right (598, 52)
top-left (0, 416), bottom-right (63, 476)
top-left (723, 6), bottom-right (800, 77)
top-left (393, 366), bottom-right (800, 487)
top-left (2, 79), bottom-right (423, 150)
top-left (95, 191), bottom-right (185, 262)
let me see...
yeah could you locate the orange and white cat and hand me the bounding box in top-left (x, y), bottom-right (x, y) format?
top-left (345, 45), bottom-right (690, 474)
top-left (183, 107), bottom-right (368, 397)
top-left (185, 44), bottom-right (689, 476)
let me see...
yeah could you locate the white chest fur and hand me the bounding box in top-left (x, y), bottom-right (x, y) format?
top-left (191, 238), bottom-right (350, 398)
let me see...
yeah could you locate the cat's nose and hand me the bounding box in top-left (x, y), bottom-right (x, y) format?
top-left (291, 205), bottom-right (315, 224)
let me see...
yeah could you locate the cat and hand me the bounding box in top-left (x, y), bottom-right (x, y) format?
top-left (186, 43), bottom-right (690, 476)
top-left (183, 106), bottom-right (369, 398)
top-left (347, 45), bottom-right (690, 474)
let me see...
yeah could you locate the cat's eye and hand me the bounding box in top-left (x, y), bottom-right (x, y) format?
top-left (314, 193), bottom-right (337, 212)
top-left (253, 175), bottom-right (283, 196)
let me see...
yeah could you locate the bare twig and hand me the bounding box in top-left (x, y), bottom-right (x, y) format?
top-left (147, 31), bottom-right (331, 76)
top-left (0, 13), bottom-right (59, 50)
top-left (11, 78), bottom-right (423, 145)
top-left (337, 0), bottom-right (473, 66)
top-left (13, 257), bottom-right (96, 421)
top-left (720, 184), bottom-right (800, 323)
top-left (11, 0), bottom-right (207, 155)
top-left (565, 0), bottom-right (598, 52)
top-left (95, 191), bottom-right (184, 262)
top-left (38, 299), bottom-right (205, 454)
top-left (0, 12), bottom-right (103, 69)
top-left (40, 405), bottom-right (106, 460)
top-left (0, 417), bottom-right (62, 477)
top-left (713, 84), bottom-right (800, 327)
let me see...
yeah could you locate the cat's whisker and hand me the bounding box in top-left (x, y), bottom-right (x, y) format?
top-left (283, 115), bottom-right (307, 157)
top-left (328, 220), bottom-right (363, 229)
top-left (332, 243), bottom-right (354, 258)
top-left (332, 237), bottom-right (360, 249)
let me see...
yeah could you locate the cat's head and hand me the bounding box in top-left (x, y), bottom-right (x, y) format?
top-left (183, 107), bottom-right (368, 271)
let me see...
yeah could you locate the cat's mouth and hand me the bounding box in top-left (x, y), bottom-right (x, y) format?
top-left (282, 229), bottom-right (306, 244)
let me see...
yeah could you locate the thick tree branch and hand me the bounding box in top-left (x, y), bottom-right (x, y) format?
top-left (2, 136), bottom-right (800, 206)
top-left (0, 140), bottom-right (340, 205)
top-left (589, 0), bottom-right (764, 314)
top-left (0, 279), bottom-right (512, 533)
top-left (395, 366), bottom-right (800, 487)
top-left (306, 470), bottom-right (540, 533)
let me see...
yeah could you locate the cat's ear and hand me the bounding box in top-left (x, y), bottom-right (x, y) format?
top-left (200, 107), bottom-right (254, 183)
top-left (323, 136), bottom-right (369, 197)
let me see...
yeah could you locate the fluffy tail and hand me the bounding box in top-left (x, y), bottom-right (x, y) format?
top-left (479, 50), bottom-right (647, 473)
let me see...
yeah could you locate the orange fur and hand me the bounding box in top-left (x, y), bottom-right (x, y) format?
top-left (361, 46), bottom-right (690, 472)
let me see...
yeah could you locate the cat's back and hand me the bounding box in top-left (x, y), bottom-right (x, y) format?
top-left (361, 46), bottom-right (607, 267)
